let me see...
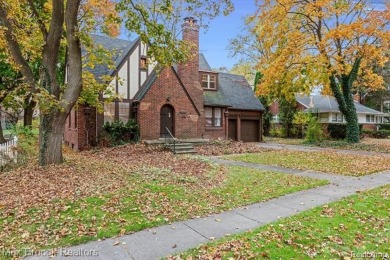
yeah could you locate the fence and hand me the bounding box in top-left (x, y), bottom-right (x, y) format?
top-left (0, 136), bottom-right (18, 168)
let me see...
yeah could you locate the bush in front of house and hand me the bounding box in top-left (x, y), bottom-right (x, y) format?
top-left (327, 124), bottom-right (363, 139)
top-left (377, 124), bottom-right (390, 131)
top-left (102, 119), bottom-right (140, 146)
top-left (371, 130), bottom-right (390, 139)
top-left (305, 116), bottom-right (323, 143)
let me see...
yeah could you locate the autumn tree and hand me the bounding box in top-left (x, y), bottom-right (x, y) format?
top-left (0, 53), bottom-right (19, 143)
top-left (252, 0), bottom-right (390, 142)
top-left (0, 0), bottom-right (232, 165)
top-left (0, 0), bottom-right (120, 165)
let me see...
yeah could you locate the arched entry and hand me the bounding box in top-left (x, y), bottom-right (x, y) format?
top-left (160, 105), bottom-right (174, 138)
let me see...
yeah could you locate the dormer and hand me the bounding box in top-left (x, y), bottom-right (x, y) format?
top-left (200, 71), bottom-right (218, 90)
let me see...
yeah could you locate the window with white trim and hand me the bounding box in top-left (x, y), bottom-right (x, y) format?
top-left (202, 74), bottom-right (216, 89)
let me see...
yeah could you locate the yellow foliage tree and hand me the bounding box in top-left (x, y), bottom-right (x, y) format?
top-left (253, 0), bottom-right (390, 142)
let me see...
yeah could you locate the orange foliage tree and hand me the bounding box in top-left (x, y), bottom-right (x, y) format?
top-left (252, 0), bottom-right (390, 142)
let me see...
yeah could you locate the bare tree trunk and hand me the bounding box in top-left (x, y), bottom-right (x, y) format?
top-left (24, 98), bottom-right (36, 128)
top-left (39, 111), bottom-right (67, 165)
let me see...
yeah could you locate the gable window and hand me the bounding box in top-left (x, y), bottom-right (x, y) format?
top-left (205, 107), bottom-right (222, 127)
top-left (140, 56), bottom-right (147, 70)
top-left (202, 74), bottom-right (216, 89)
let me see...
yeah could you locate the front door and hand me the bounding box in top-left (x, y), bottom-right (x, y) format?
top-left (160, 105), bottom-right (174, 138)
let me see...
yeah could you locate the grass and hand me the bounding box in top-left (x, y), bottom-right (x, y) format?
top-left (224, 150), bottom-right (390, 176)
top-left (0, 148), bottom-right (326, 258)
top-left (265, 136), bottom-right (390, 154)
top-left (171, 185), bottom-right (390, 259)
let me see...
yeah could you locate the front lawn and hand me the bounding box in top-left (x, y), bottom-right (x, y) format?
top-left (266, 136), bottom-right (390, 154)
top-left (170, 185), bottom-right (390, 259)
top-left (0, 144), bottom-right (326, 258)
top-left (224, 150), bottom-right (390, 176)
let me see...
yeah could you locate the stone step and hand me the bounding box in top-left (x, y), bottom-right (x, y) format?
top-left (144, 138), bottom-right (209, 146)
top-left (164, 143), bottom-right (197, 155)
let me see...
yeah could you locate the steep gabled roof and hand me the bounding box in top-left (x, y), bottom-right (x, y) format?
top-left (133, 70), bottom-right (157, 101)
top-left (85, 34), bottom-right (137, 79)
top-left (199, 53), bottom-right (212, 71)
top-left (215, 73), bottom-right (264, 111)
top-left (295, 94), bottom-right (384, 114)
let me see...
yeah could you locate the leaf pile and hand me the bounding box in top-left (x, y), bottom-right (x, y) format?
top-left (0, 143), bottom-right (324, 257)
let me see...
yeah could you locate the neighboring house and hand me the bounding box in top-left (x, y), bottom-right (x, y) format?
top-left (64, 17), bottom-right (264, 151)
top-left (269, 94), bottom-right (384, 129)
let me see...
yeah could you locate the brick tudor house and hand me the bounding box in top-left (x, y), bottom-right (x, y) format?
top-left (64, 18), bottom-right (264, 151)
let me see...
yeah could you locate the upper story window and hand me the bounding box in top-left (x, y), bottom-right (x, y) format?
top-left (140, 56), bottom-right (147, 70)
top-left (202, 73), bottom-right (217, 89)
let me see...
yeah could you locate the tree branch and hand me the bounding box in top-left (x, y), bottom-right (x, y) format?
top-left (41, 0), bottom-right (64, 98)
top-left (0, 6), bottom-right (36, 91)
top-left (27, 0), bottom-right (48, 38)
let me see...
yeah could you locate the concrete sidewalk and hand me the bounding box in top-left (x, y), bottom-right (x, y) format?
top-left (27, 159), bottom-right (390, 260)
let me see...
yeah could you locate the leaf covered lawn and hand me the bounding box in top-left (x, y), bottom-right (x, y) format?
top-left (0, 144), bottom-right (326, 257)
top-left (196, 140), bottom-right (266, 156)
top-left (170, 185), bottom-right (390, 259)
top-left (266, 136), bottom-right (390, 154)
top-left (225, 150), bottom-right (390, 176)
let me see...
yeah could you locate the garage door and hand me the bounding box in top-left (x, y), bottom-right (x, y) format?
top-left (241, 120), bottom-right (259, 142)
top-left (228, 119), bottom-right (237, 140)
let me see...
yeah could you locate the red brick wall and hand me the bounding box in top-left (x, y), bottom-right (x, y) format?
top-left (64, 107), bottom-right (79, 151)
top-left (64, 105), bottom-right (97, 151)
top-left (138, 67), bottom-right (204, 140)
top-left (204, 108), bottom-right (227, 139)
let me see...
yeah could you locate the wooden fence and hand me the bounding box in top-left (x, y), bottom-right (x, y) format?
top-left (0, 136), bottom-right (18, 168)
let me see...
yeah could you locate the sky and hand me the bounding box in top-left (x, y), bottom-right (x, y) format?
top-left (120, 0), bottom-right (386, 70)
top-left (199, 0), bottom-right (256, 70)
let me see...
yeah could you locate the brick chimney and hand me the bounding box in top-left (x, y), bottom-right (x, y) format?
top-left (177, 17), bottom-right (204, 137)
top-left (178, 17), bottom-right (199, 85)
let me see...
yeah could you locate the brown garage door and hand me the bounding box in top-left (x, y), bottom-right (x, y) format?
top-left (228, 119), bottom-right (237, 140)
top-left (241, 120), bottom-right (259, 142)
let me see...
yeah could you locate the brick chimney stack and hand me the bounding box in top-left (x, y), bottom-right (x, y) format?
top-left (178, 17), bottom-right (200, 86)
top-left (178, 17), bottom-right (204, 136)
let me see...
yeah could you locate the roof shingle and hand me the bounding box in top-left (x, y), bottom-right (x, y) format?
top-left (295, 94), bottom-right (383, 114)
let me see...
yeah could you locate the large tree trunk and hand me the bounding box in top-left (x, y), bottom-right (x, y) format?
top-left (24, 98), bottom-right (36, 128)
top-left (329, 58), bottom-right (362, 143)
top-left (39, 111), bottom-right (67, 165)
top-left (343, 99), bottom-right (360, 143)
